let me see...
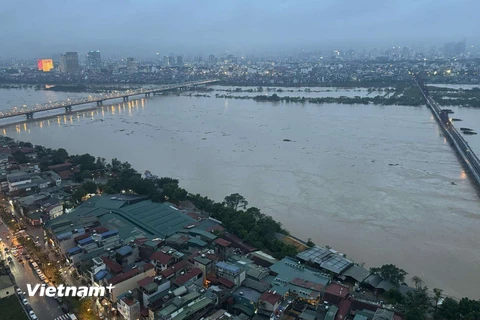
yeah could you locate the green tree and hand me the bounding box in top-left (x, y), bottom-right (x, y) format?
top-left (384, 288), bottom-right (404, 304)
top-left (72, 188), bottom-right (87, 203)
top-left (156, 177), bottom-right (179, 188)
top-left (82, 181), bottom-right (97, 194)
top-left (306, 238), bottom-right (315, 247)
top-left (80, 170), bottom-right (92, 179)
top-left (52, 148), bottom-right (69, 164)
top-left (12, 151), bottom-right (29, 164)
top-left (370, 264), bottom-right (407, 285)
top-left (402, 279), bottom-right (430, 320)
top-left (224, 193), bottom-right (248, 210)
top-left (76, 153), bottom-right (96, 171)
top-left (433, 288), bottom-right (443, 318)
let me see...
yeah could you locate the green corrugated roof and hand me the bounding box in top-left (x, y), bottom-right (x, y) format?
top-left (324, 305), bottom-right (338, 320)
top-left (48, 196), bottom-right (196, 240)
top-left (189, 238), bottom-right (207, 247)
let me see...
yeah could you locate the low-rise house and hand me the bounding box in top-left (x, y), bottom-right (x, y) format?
top-left (231, 286), bottom-right (262, 317)
top-left (150, 251), bottom-right (175, 272)
top-left (215, 261), bottom-right (245, 287)
top-left (172, 267), bottom-right (203, 288)
top-left (257, 290), bottom-right (282, 317)
top-left (103, 262), bottom-right (155, 302)
top-left (117, 291), bottom-right (141, 320)
top-left (323, 283), bottom-right (350, 305)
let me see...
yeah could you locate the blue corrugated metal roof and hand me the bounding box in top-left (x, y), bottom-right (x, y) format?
top-left (216, 261), bottom-right (240, 273)
top-left (95, 270), bottom-right (109, 281)
top-left (67, 246), bottom-right (82, 255)
top-left (56, 231), bottom-right (72, 241)
top-left (78, 236), bottom-right (93, 245)
top-left (101, 230), bottom-right (118, 239)
top-left (116, 246), bottom-right (132, 256)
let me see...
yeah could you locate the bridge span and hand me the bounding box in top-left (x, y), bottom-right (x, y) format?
top-left (0, 79), bottom-right (219, 120)
top-left (414, 75), bottom-right (480, 187)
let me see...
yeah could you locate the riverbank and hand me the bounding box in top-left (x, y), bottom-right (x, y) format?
top-left (4, 87), bottom-right (480, 300)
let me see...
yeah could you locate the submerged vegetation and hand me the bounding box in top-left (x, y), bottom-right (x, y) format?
top-left (210, 84), bottom-right (480, 108)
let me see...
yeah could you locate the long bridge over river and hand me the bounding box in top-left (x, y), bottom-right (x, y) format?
top-left (0, 79), bottom-right (219, 120)
top-left (414, 75), bottom-right (480, 187)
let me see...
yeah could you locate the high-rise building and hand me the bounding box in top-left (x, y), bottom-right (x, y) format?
top-left (126, 57), bottom-right (137, 74)
top-left (168, 56), bottom-right (176, 67)
top-left (444, 40), bottom-right (466, 57)
top-left (163, 56), bottom-right (170, 66)
top-left (208, 54), bottom-right (217, 64)
top-left (59, 52), bottom-right (79, 73)
top-left (87, 50), bottom-right (102, 71)
top-left (37, 59), bottom-right (54, 72)
top-left (176, 56), bottom-right (183, 66)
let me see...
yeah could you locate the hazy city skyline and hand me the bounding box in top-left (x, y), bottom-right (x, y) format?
top-left (1, 0), bottom-right (478, 58)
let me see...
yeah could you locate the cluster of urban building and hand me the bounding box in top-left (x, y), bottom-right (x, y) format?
top-left (0, 137), bottom-right (417, 320)
top-left (0, 41), bottom-right (479, 87)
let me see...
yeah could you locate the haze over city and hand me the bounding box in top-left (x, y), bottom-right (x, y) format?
top-left (2, 1), bottom-right (480, 320)
top-left (1, 0), bottom-right (478, 58)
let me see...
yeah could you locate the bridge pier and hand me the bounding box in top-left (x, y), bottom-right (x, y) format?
top-left (65, 106), bottom-right (72, 112)
top-left (26, 112), bottom-right (34, 120)
top-left (145, 93), bottom-right (150, 97)
top-left (97, 100), bottom-right (103, 106)
top-left (123, 96), bottom-right (129, 102)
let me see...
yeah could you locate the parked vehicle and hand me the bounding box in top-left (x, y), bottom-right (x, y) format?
top-left (29, 311), bottom-right (37, 320)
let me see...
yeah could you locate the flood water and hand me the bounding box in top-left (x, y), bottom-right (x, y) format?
top-left (2, 86), bottom-right (480, 299)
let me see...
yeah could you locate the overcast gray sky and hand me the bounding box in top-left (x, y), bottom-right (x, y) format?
top-left (1, 0), bottom-right (477, 58)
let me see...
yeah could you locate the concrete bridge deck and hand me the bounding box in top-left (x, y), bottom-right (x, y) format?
top-left (414, 75), bottom-right (480, 187)
top-left (0, 79), bottom-right (218, 120)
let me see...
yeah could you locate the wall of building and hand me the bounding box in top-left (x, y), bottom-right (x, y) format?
top-left (111, 268), bottom-right (156, 302)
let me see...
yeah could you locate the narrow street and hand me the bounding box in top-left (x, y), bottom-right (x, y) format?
top-left (1, 220), bottom-right (65, 320)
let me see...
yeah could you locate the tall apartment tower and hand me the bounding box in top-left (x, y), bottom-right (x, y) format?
top-left (59, 52), bottom-right (79, 73)
top-left (87, 50), bottom-right (102, 71)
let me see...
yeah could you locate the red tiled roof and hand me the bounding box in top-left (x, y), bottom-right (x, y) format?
top-left (206, 274), bottom-right (235, 288)
top-left (171, 259), bottom-right (189, 271)
top-left (19, 147), bottom-right (35, 154)
top-left (213, 238), bottom-right (231, 247)
top-left (206, 225), bottom-right (225, 232)
top-left (324, 283), bottom-right (349, 298)
top-left (173, 268), bottom-right (202, 286)
top-left (137, 276), bottom-right (154, 287)
top-left (134, 238), bottom-right (149, 245)
top-left (121, 296), bottom-right (137, 306)
top-left (74, 234), bottom-right (90, 242)
top-left (187, 212), bottom-right (202, 220)
top-left (290, 277), bottom-right (324, 292)
top-left (259, 291), bottom-right (282, 306)
top-left (217, 277), bottom-right (235, 288)
top-left (101, 257), bottom-right (122, 274)
top-left (109, 263), bottom-right (154, 285)
top-left (58, 170), bottom-right (74, 180)
top-left (150, 251), bottom-right (173, 265)
top-left (223, 232), bottom-right (256, 253)
top-left (160, 259), bottom-right (189, 278)
top-left (92, 226), bottom-right (109, 234)
top-left (335, 299), bottom-right (352, 320)
top-left (0, 147), bottom-right (11, 154)
top-left (160, 268), bottom-right (175, 278)
top-left (48, 162), bottom-right (73, 170)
